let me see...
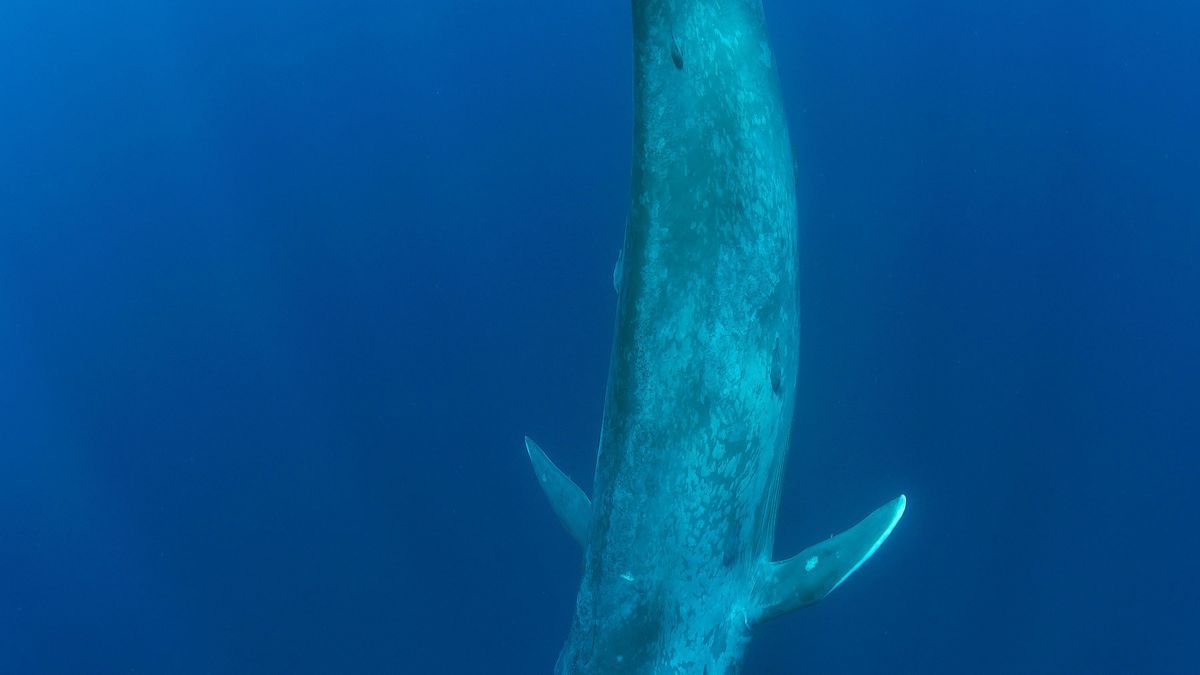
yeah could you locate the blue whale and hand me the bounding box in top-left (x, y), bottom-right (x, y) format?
top-left (527, 1), bottom-right (906, 672)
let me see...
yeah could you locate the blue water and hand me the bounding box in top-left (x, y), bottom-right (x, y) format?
top-left (2, 1), bottom-right (1196, 673)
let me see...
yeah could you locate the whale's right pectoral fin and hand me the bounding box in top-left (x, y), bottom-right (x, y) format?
top-left (754, 494), bottom-right (906, 622)
top-left (524, 436), bottom-right (591, 547)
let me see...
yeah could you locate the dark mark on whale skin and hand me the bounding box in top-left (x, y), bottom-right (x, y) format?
top-left (770, 337), bottom-right (783, 395)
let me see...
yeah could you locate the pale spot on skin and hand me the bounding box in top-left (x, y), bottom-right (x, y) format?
top-left (805, 556), bottom-right (819, 572)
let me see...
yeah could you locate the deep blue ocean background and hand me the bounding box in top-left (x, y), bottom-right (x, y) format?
top-left (2, 1), bottom-right (1197, 673)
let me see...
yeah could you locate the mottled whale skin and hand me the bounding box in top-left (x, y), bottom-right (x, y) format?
top-left (526, 1), bottom-right (906, 673)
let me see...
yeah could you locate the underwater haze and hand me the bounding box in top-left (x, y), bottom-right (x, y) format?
top-left (2, 0), bottom-right (1197, 673)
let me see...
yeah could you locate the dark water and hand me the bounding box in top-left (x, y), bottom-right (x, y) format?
top-left (2, 1), bottom-right (1196, 673)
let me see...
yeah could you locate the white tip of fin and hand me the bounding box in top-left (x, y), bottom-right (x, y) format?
top-left (830, 493), bottom-right (906, 592)
top-left (524, 436), bottom-right (592, 547)
top-left (754, 494), bottom-right (907, 623)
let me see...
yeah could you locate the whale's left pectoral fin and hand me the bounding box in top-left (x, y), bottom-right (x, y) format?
top-left (524, 436), bottom-right (591, 547)
top-left (754, 495), bottom-right (906, 622)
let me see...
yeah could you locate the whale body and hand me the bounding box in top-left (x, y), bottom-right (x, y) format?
top-left (527, 2), bottom-right (906, 672)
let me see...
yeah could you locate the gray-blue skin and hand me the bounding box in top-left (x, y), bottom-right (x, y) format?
top-left (527, 1), bottom-right (906, 673)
